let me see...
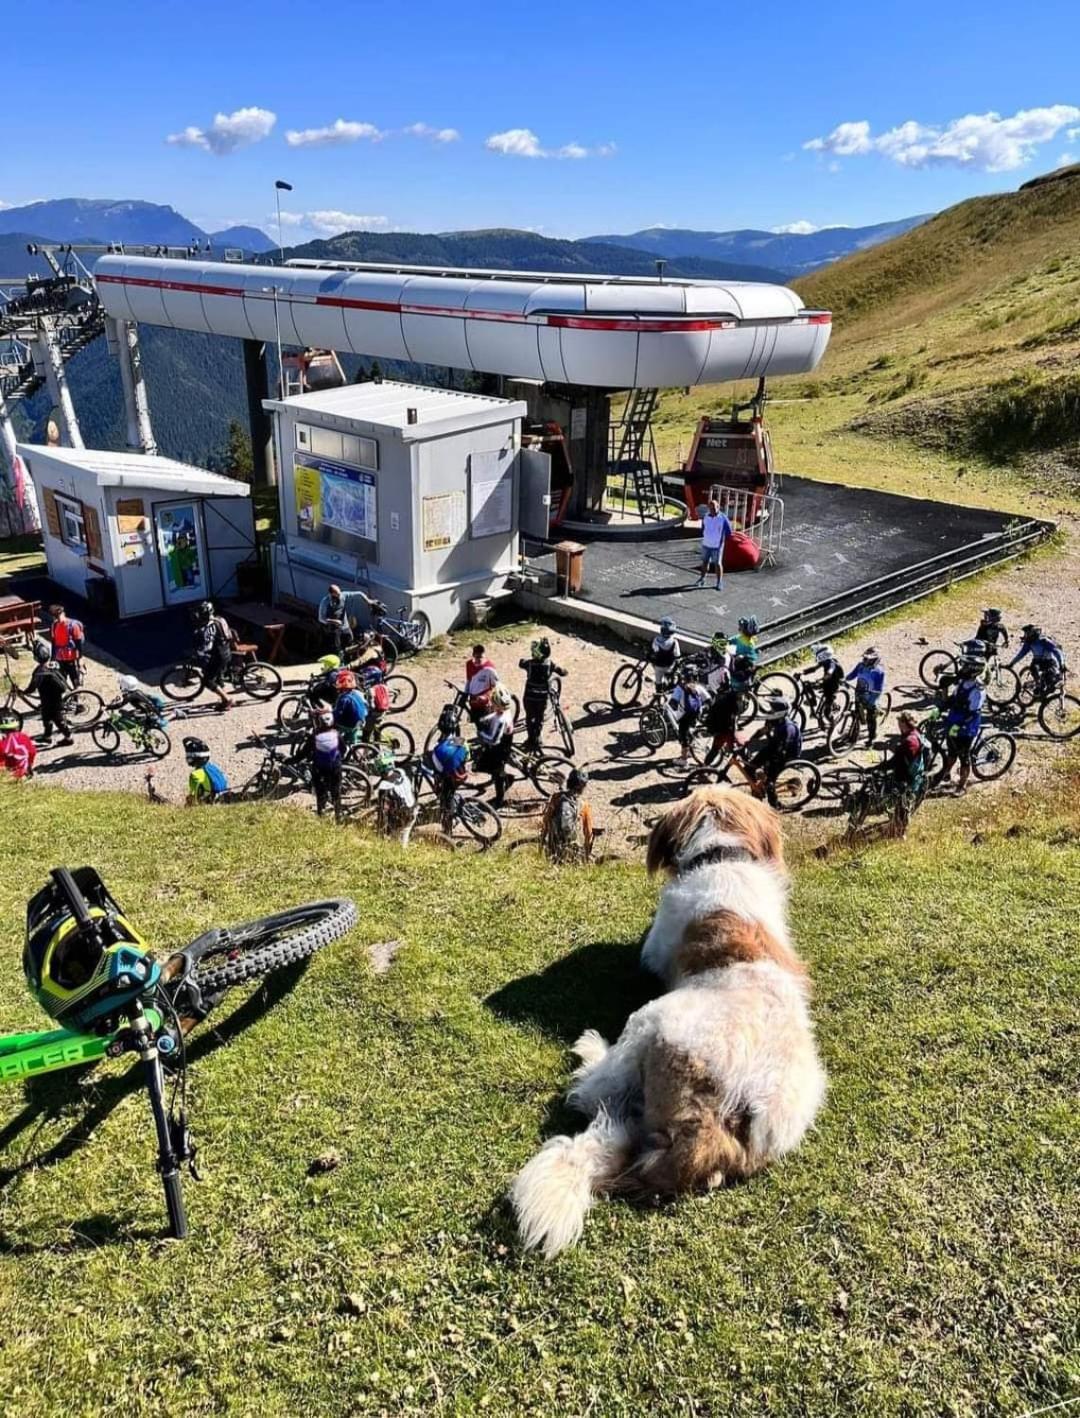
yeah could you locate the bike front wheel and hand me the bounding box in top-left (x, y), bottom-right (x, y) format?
top-left (640, 704), bottom-right (668, 751)
top-left (276, 694), bottom-right (310, 734)
top-left (985, 665), bottom-right (1019, 708)
top-left (183, 899), bottom-right (359, 996)
top-left (919, 650), bottom-right (956, 689)
top-left (240, 661), bottom-right (283, 702)
top-left (972, 732), bottom-right (1016, 781)
top-left (145, 727), bottom-right (172, 760)
top-left (455, 796), bottom-right (502, 848)
top-left (62, 688), bottom-right (104, 729)
top-left (383, 674), bottom-right (418, 712)
top-left (526, 752), bottom-right (574, 796)
top-left (610, 662), bottom-right (645, 709)
top-left (160, 662), bottom-right (206, 702)
top-left (91, 722), bottom-right (120, 755)
top-left (770, 759), bottom-right (821, 812)
top-left (1038, 692), bottom-right (1080, 740)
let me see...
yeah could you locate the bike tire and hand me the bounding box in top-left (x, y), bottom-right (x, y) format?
top-left (826, 711), bottom-right (857, 756)
top-left (160, 663), bottom-right (206, 702)
top-left (770, 759), bottom-right (821, 812)
top-left (984, 665), bottom-right (1019, 709)
top-left (92, 722), bottom-right (120, 755)
top-left (554, 705), bottom-right (575, 757)
top-left (62, 688), bottom-right (104, 729)
top-left (276, 694), bottom-right (310, 734)
top-left (146, 727), bottom-right (172, 760)
top-left (972, 731), bottom-right (1016, 781)
top-left (377, 636), bottom-right (398, 673)
top-left (240, 661), bottom-right (283, 702)
top-left (339, 765), bottom-right (373, 811)
top-left (384, 674), bottom-right (418, 713)
top-left (1038, 692), bottom-right (1080, 740)
top-left (640, 704), bottom-right (668, 751)
top-left (817, 766), bottom-right (866, 804)
top-left (375, 722), bottom-right (415, 759)
top-left (186, 899), bottom-right (358, 995)
top-left (1015, 669), bottom-right (1040, 709)
top-left (919, 650), bottom-right (956, 689)
top-left (756, 671), bottom-right (799, 702)
top-left (526, 753), bottom-right (573, 796)
top-left (736, 690), bottom-right (758, 729)
top-left (456, 797), bottom-right (502, 848)
top-left (238, 764), bottom-right (283, 801)
top-left (610, 662), bottom-right (644, 709)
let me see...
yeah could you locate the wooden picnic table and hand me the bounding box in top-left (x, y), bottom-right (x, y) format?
top-left (0, 596), bottom-right (41, 648)
top-left (225, 600), bottom-right (310, 664)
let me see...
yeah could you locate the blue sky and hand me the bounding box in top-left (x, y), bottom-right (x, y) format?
top-left (4, 0), bottom-right (1080, 241)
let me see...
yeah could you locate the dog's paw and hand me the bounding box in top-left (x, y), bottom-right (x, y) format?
top-left (571, 1029), bottom-right (609, 1068)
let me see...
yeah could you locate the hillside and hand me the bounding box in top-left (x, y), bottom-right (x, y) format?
top-left (0, 198), bottom-right (204, 247)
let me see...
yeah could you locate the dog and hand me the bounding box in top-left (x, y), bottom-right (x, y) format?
top-left (510, 787), bottom-right (826, 1258)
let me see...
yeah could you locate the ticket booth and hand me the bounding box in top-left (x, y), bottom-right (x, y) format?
top-left (264, 381), bottom-right (550, 636)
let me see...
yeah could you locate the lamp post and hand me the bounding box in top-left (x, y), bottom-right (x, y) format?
top-left (274, 179), bottom-right (292, 265)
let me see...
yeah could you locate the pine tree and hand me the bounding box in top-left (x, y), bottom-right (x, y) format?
top-left (221, 420), bottom-right (254, 481)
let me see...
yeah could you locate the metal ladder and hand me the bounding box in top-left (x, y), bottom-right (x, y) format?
top-left (610, 388), bottom-right (665, 521)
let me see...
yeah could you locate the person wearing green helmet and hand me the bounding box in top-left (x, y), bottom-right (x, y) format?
top-left (519, 637), bottom-right (566, 752)
top-left (374, 745), bottom-right (419, 846)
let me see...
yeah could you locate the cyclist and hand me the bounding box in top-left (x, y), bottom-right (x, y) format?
top-left (318, 583), bottom-right (379, 653)
top-left (668, 668), bottom-right (708, 765)
top-left (705, 629), bottom-right (731, 680)
top-left (373, 745), bottom-right (419, 846)
top-left (975, 608), bottom-right (1009, 656)
top-left (0, 710), bottom-right (36, 778)
top-left (332, 669), bottom-right (369, 747)
top-left (430, 732), bottom-right (470, 832)
top-left (845, 647), bottom-right (886, 745)
top-left (730, 615), bottom-right (760, 667)
top-left (465, 644), bottom-right (500, 720)
top-left (294, 707), bottom-right (344, 818)
top-left (702, 652), bottom-right (742, 765)
top-left (1007, 624), bottom-right (1067, 698)
top-left (519, 637), bottom-right (567, 752)
top-left (29, 642), bottom-right (74, 747)
top-left (741, 695), bottom-right (802, 807)
top-left (346, 628), bottom-right (387, 673)
top-left (540, 768), bottom-right (595, 863)
top-left (48, 604), bottom-right (85, 688)
top-left (474, 684), bottom-right (516, 809)
top-left (114, 673), bottom-right (166, 723)
top-left (954, 639), bottom-right (991, 685)
top-left (883, 710), bottom-right (928, 837)
top-left (191, 601), bottom-right (232, 713)
top-left (798, 643), bottom-right (845, 722)
top-left (184, 737), bottom-right (229, 805)
top-left (939, 655), bottom-right (985, 794)
top-left (650, 617), bottom-right (682, 693)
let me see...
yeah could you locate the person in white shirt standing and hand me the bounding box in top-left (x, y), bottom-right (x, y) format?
top-left (696, 497), bottom-right (734, 590)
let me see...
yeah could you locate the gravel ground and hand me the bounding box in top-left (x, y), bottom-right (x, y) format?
top-left (22, 520), bottom-right (1080, 856)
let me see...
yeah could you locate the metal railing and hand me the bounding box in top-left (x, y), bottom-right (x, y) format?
top-left (708, 482), bottom-right (785, 565)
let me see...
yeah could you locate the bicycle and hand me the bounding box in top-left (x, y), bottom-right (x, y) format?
top-left (159, 645), bottom-right (283, 705)
top-left (423, 680), bottom-right (522, 754)
top-left (91, 705), bottom-right (172, 760)
top-left (918, 712), bottom-right (1017, 784)
top-left (368, 599), bottom-right (431, 661)
top-left (826, 691), bottom-right (894, 755)
top-left (790, 672), bottom-right (852, 734)
top-left (344, 720), bottom-right (416, 767)
top-left (844, 764), bottom-right (927, 837)
top-left (684, 746), bottom-right (821, 812)
top-left (2, 866), bottom-right (356, 1239)
top-left (0, 642), bottom-right (103, 731)
top-left (277, 666), bottom-right (416, 735)
top-left (235, 732), bottom-right (372, 817)
top-left (543, 675), bottom-right (575, 757)
top-left (919, 645), bottom-right (1019, 709)
top-left (412, 755), bottom-right (502, 847)
top-left (639, 693), bottom-right (711, 762)
top-left (1014, 668), bottom-right (1080, 739)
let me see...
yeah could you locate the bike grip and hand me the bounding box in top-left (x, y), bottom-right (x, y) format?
top-left (50, 867), bottom-right (92, 925)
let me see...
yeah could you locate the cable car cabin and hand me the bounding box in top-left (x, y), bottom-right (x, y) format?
top-left (682, 380), bottom-right (775, 527)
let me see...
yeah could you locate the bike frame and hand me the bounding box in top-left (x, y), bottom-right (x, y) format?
top-left (0, 1006), bottom-right (163, 1083)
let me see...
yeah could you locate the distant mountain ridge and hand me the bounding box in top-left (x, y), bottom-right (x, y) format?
top-left (0, 198), bottom-right (273, 253)
top-left (587, 217), bottom-right (932, 276)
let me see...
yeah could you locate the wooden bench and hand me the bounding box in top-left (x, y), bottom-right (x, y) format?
top-left (226, 596), bottom-right (320, 664)
top-left (0, 597), bottom-right (41, 649)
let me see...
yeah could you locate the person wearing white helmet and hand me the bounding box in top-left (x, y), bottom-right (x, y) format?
top-left (294, 705), bottom-right (345, 819)
top-left (740, 694), bottom-right (802, 807)
top-left (113, 674), bottom-right (164, 723)
top-left (373, 744), bottom-right (418, 847)
top-left (650, 617), bottom-right (682, 694)
top-left (797, 642), bottom-right (845, 724)
top-left (474, 683), bottom-right (516, 808)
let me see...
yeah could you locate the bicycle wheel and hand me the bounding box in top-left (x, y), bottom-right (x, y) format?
top-left (237, 764), bottom-right (283, 801)
top-left (770, 759), bottom-right (821, 812)
top-left (339, 765), bottom-right (373, 811)
top-left (826, 710), bottom-right (857, 756)
top-left (972, 732), bottom-right (1016, 781)
top-left (276, 694), bottom-right (311, 734)
top-left (62, 688), bottom-right (104, 730)
top-left (553, 705), bottom-right (575, 757)
top-left (984, 665), bottom-right (1019, 709)
top-left (756, 671), bottom-right (799, 702)
top-left (1015, 669), bottom-right (1040, 708)
top-left (817, 766), bottom-right (866, 805)
top-left (455, 796), bottom-right (502, 848)
top-left (1038, 692), bottom-right (1080, 740)
top-left (185, 899), bottom-right (358, 996)
top-left (146, 727), bottom-right (172, 760)
top-left (610, 662), bottom-right (645, 709)
top-left (91, 722), bottom-right (121, 755)
top-left (240, 661), bottom-right (283, 702)
top-left (736, 690), bottom-right (759, 728)
top-left (919, 650), bottom-right (956, 689)
top-left (526, 753), bottom-right (573, 796)
top-left (640, 704), bottom-right (668, 751)
top-left (383, 674), bottom-right (417, 712)
top-left (159, 662), bottom-right (205, 702)
top-left (376, 721), bottom-right (415, 759)
top-left (376, 636), bottom-right (398, 673)
top-left (408, 611), bottom-right (432, 651)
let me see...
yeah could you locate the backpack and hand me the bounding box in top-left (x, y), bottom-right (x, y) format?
top-left (371, 682), bottom-right (391, 713)
top-left (204, 762), bottom-right (229, 797)
top-left (433, 737), bottom-right (468, 780)
top-left (548, 792), bottom-right (584, 859)
top-left (313, 728), bottom-right (342, 769)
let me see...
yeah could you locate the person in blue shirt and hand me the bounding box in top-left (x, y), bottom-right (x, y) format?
top-left (940, 656), bottom-right (985, 793)
top-left (846, 647), bottom-right (886, 745)
top-left (331, 669), bottom-right (369, 747)
top-left (318, 583), bottom-right (380, 654)
top-left (741, 695), bottom-right (802, 808)
top-left (1007, 624), bottom-right (1066, 698)
top-left (730, 616), bottom-right (760, 667)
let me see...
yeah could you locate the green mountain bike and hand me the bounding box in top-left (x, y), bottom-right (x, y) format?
top-left (3, 867), bottom-right (357, 1239)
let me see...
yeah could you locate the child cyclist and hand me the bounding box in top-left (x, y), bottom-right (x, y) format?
top-left (184, 737), bottom-right (229, 804)
top-left (846, 647), bottom-right (886, 745)
top-left (430, 732), bottom-right (471, 832)
top-left (668, 668), bottom-right (708, 765)
top-left (540, 768), bottom-right (595, 863)
top-left (650, 618), bottom-right (681, 693)
top-left (730, 615), bottom-right (760, 667)
top-left (797, 642), bottom-right (845, 723)
top-left (740, 695), bottom-right (802, 807)
top-left (29, 642), bottom-right (74, 747)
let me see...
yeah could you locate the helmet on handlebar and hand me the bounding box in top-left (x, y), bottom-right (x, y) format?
top-left (118, 674), bottom-right (139, 694)
top-left (24, 868), bottom-right (161, 1031)
top-left (731, 653), bottom-right (755, 682)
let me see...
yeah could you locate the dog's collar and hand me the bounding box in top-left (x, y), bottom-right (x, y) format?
top-left (676, 842), bottom-right (753, 875)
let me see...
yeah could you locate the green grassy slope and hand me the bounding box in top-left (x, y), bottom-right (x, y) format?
top-left (0, 778), bottom-right (1077, 1416)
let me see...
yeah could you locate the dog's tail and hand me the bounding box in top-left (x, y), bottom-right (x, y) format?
top-left (510, 1110), bottom-right (634, 1259)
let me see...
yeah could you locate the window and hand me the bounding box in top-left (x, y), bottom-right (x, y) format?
top-left (55, 494), bottom-right (87, 555)
top-left (296, 422), bottom-right (378, 471)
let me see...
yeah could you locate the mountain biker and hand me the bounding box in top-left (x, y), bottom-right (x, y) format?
top-left (294, 707), bottom-right (344, 818)
top-left (332, 669), bottom-right (369, 746)
top-left (954, 639), bottom-right (991, 685)
top-left (184, 736), bottom-right (229, 805)
top-left (975, 608), bottom-right (1009, 655)
top-left (731, 615), bottom-right (760, 667)
top-left (1007, 624), bottom-right (1066, 697)
top-left (939, 655), bottom-right (985, 793)
top-left (695, 497), bottom-right (734, 590)
top-left (29, 642), bottom-right (74, 747)
top-left (798, 643), bottom-right (845, 720)
top-left (846, 647), bottom-right (886, 745)
top-left (430, 732), bottom-right (470, 832)
top-left (318, 583), bottom-right (379, 653)
top-left (705, 629), bottom-right (731, 680)
top-left (309, 654), bottom-right (343, 710)
top-left (346, 628), bottom-right (387, 672)
top-left (702, 652), bottom-right (742, 765)
top-left (883, 710), bottom-right (928, 837)
top-left (373, 745), bottom-right (418, 846)
top-left (466, 644), bottom-right (500, 719)
top-left (540, 768), bottom-right (595, 863)
top-left (519, 637), bottom-right (566, 752)
top-left (0, 710), bottom-right (36, 778)
top-left (741, 695), bottom-right (802, 807)
top-left (191, 601), bottom-right (232, 713)
top-left (48, 604), bottom-right (85, 688)
top-left (668, 668), bottom-right (708, 765)
top-left (113, 673), bottom-right (166, 723)
top-left (650, 618), bottom-right (682, 693)
top-left (474, 684), bottom-right (516, 808)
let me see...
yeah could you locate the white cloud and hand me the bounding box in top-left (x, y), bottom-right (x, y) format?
top-left (0, 199), bottom-right (10, 210)
top-left (485, 128), bottom-right (615, 159)
top-left (404, 123), bottom-right (461, 143)
top-left (770, 220), bottom-right (821, 235)
top-left (275, 209), bottom-right (390, 236)
top-left (805, 104), bottom-right (1080, 173)
top-left (1069, 127), bottom-right (1080, 140)
top-left (166, 106), bottom-right (276, 155)
top-left (285, 119), bottom-right (384, 148)
top-left (1062, 151), bottom-right (1077, 165)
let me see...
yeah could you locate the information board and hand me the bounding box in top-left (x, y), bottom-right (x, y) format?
top-left (469, 449), bottom-right (514, 540)
top-left (422, 491), bottom-right (466, 551)
top-left (293, 452), bottom-right (377, 558)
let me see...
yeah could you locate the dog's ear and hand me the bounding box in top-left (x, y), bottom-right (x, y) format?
top-left (716, 792), bottom-right (785, 868)
top-left (646, 796), bottom-right (703, 875)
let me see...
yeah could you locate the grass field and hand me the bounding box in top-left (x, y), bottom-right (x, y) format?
top-left (0, 773), bottom-right (1077, 1417)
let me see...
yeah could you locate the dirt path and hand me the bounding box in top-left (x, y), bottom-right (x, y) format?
top-left (22, 521), bottom-right (1079, 857)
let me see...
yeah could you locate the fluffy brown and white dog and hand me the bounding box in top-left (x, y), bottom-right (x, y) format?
top-left (510, 787), bottom-right (826, 1258)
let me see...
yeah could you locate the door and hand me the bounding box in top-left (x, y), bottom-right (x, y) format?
top-left (154, 501), bottom-right (207, 606)
top-left (203, 497), bottom-right (257, 598)
top-left (518, 448), bottom-right (552, 544)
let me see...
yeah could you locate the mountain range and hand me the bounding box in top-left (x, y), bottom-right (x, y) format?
top-left (0, 199), bottom-right (277, 253)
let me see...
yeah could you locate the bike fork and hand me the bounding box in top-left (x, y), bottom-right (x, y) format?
top-left (133, 1009), bottom-right (189, 1240)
